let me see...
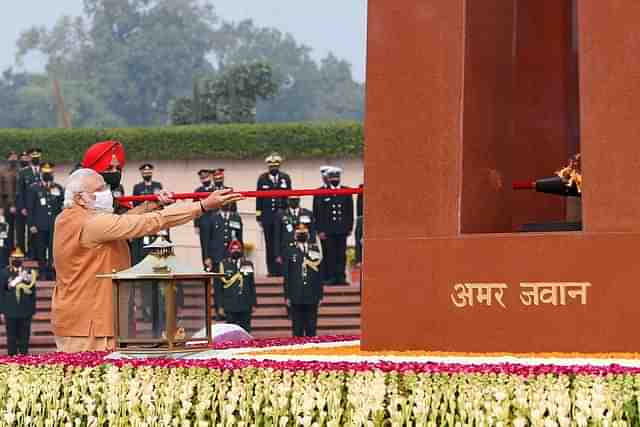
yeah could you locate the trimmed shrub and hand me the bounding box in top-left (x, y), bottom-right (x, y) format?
top-left (0, 121), bottom-right (363, 163)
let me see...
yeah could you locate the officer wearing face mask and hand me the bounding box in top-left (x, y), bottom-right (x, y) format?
top-left (355, 183), bottom-right (364, 266)
top-left (283, 223), bottom-right (323, 337)
top-left (313, 167), bottom-right (354, 285)
top-left (214, 240), bottom-right (256, 332)
top-left (194, 169), bottom-right (215, 263)
top-left (274, 196), bottom-right (315, 266)
top-left (16, 149), bottom-right (41, 256)
top-left (0, 151), bottom-right (19, 251)
top-left (313, 166), bottom-right (332, 283)
top-left (0, 248), bottom-right (37, 356)
top-left (81, 141), bottom-right (130, 214)
top-left (27, 163), bottom-right (64, 280)
top-left (131, 164), bottom-right (165, 264)
top-left (256, 153), bottom-right (292, 277)
top-left (212, 168), bottom-right (237, 212)
top-left (51, 168), bottom-right (243, 353)
top-left (206, 202), bottom-right (243, 271)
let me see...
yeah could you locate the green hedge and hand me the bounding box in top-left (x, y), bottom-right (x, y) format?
top-left (0, 121), bottom-right (363, 163)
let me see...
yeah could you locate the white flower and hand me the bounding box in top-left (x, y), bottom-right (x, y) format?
top-left (513, 417), bottom-right (527, 427)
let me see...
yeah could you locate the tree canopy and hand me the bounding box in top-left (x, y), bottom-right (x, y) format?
top-left (3, 0), bottom-right (364, 128)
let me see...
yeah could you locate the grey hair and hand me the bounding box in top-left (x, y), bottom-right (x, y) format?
top-left (63, 168), bottom-right (100, 209)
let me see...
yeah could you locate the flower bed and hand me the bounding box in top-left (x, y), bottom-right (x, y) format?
top-left (1, 337), bottom-right (640, 425)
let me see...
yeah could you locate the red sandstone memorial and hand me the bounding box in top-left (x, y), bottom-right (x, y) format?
top-left (362, 0), bottom-right (640, 352)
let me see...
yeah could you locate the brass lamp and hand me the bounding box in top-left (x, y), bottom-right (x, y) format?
top-left (98, 237), bottom-right (219, 354)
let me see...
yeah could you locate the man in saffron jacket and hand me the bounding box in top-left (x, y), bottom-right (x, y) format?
top-left (51, 168), bottom-right (242, 352)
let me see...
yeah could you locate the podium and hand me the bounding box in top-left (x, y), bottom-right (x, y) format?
top-left (362, 0), bottom-right (640, 352)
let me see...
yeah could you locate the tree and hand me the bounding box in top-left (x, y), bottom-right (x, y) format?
top-left (16, 0), bottom-right (218, 126)
top-left (11, 2), bottom-right (364, 127)
top-left (211, 19), bottom-right (364, 122)
top-left (311, 54), bottom-right (364, 121)
top-left (170, 63), bottom-right (279, 125)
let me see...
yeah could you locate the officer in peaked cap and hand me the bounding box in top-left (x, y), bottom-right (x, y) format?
top-left (16, 149), bottom-right (43, 256)
top-left (27, 162), bottom-right (64, 280)
top-left (283, 223), bottom-right (323, 337)
top-left (131, 163), bottom-right (165, 264)
top-left (0, 151), bottom-right (20, 253)
top-left (0, 247), bottom-right (37, 356)
top-left (194, 169), bottom-right (215, 264)
top-left (313, 166), bottom-right (354, 285)
top-left (313, 166), bottom-right (333, 282)
top-left (212, 168), bottom-right (237, 212)
top-left (256, 153), bottom-right (292, 277)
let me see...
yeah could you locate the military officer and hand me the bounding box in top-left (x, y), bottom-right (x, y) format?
top-left (256, 153), bottom-right (292, 277)
top-left (214, 240), bottom-right (257, 332)
top-left (0, 217), bottom-right (9, 268)
top-left (0, 248), bottom-right (37, 356)
top-left (212, 168), bottom-right (237, 212)
top-left (274, 196), bottom-right (315, 266)
top-left (27, 162), bottom-right (64, 280)
top-left (131, 163), bottom-right (164, 264)
top-left (81, 141), bottom-right (133, 214)
top-left (313, 166), bottom-right (332, 282)
top-left (355, 183), bottom-right (364, 265)
top-left (283, 223), bottom-right (323, 337)
top-left (194, 169), bottom-right (215, 263)
top-left (16, 149), bottom-right (41, 255)
top-left (0, 151), bottom-right (19, 251)
top-left (206, 203), bottom-right (243, 268)
top-left (313, 167), bottom-right (354, 285)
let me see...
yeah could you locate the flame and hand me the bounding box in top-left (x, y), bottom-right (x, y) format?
top-left (555, 153), bottom-right (582, 193)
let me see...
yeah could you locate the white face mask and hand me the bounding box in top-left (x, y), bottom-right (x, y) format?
top-left (91, 190), bottom-right (114, 213)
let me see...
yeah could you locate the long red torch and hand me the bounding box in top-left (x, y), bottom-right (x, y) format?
top-left (115, 187), bottom-right (363, 204)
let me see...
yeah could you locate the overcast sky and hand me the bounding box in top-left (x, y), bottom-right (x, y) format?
top-left (0, 0), bottom-right (368, 82)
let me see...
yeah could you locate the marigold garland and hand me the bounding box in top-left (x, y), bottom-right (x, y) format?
top-left (244, 344), bottom-right (640, 360)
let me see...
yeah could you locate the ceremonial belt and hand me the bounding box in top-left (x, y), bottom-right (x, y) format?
top-left (219, 264), bottom-right (244, 293)
top-left (14, 270), bottom-right (37, 303)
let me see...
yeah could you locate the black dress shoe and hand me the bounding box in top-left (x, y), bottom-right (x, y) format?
top-left (322, 278), bottom-right (336, 286)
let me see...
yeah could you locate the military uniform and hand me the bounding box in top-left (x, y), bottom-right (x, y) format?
top-left (206, 210), bottom-right (243, 266)
top-left (194, 193), bottom-right (214, 261)
top-left (313, 170), bottom-right (354, 284)
top-left (214, 253), bottom-right (257, 333)
top-left (256, 154), bottom-right (292, 276)
top-left (283, 235), bottom-right (324, 337)
top-left (0, 158), bottom-right (18, 250)
top-left (355, 184), bottom-right (364, 264)
top-left (274, 205), bottom-right (315, 262)
top-left (27, 173), bottom-right (64, 280)
top-left (0, 254), bottom-right (37, 356)
top-left (16, 163), bottom-right (40, 255)
top-left (312, 166), bottom-right (332, 282)
top-left (0, 219), bottom-right (9, 268)
top-left (212, 168), bottom-right (237, 212)
top-left (109, 184), bottom-right (129, 215)
top-left (131, 176), bottom-right (163, 264)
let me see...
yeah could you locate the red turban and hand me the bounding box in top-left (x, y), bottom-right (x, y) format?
top-left (81, 141), bottom-right (126, 173)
